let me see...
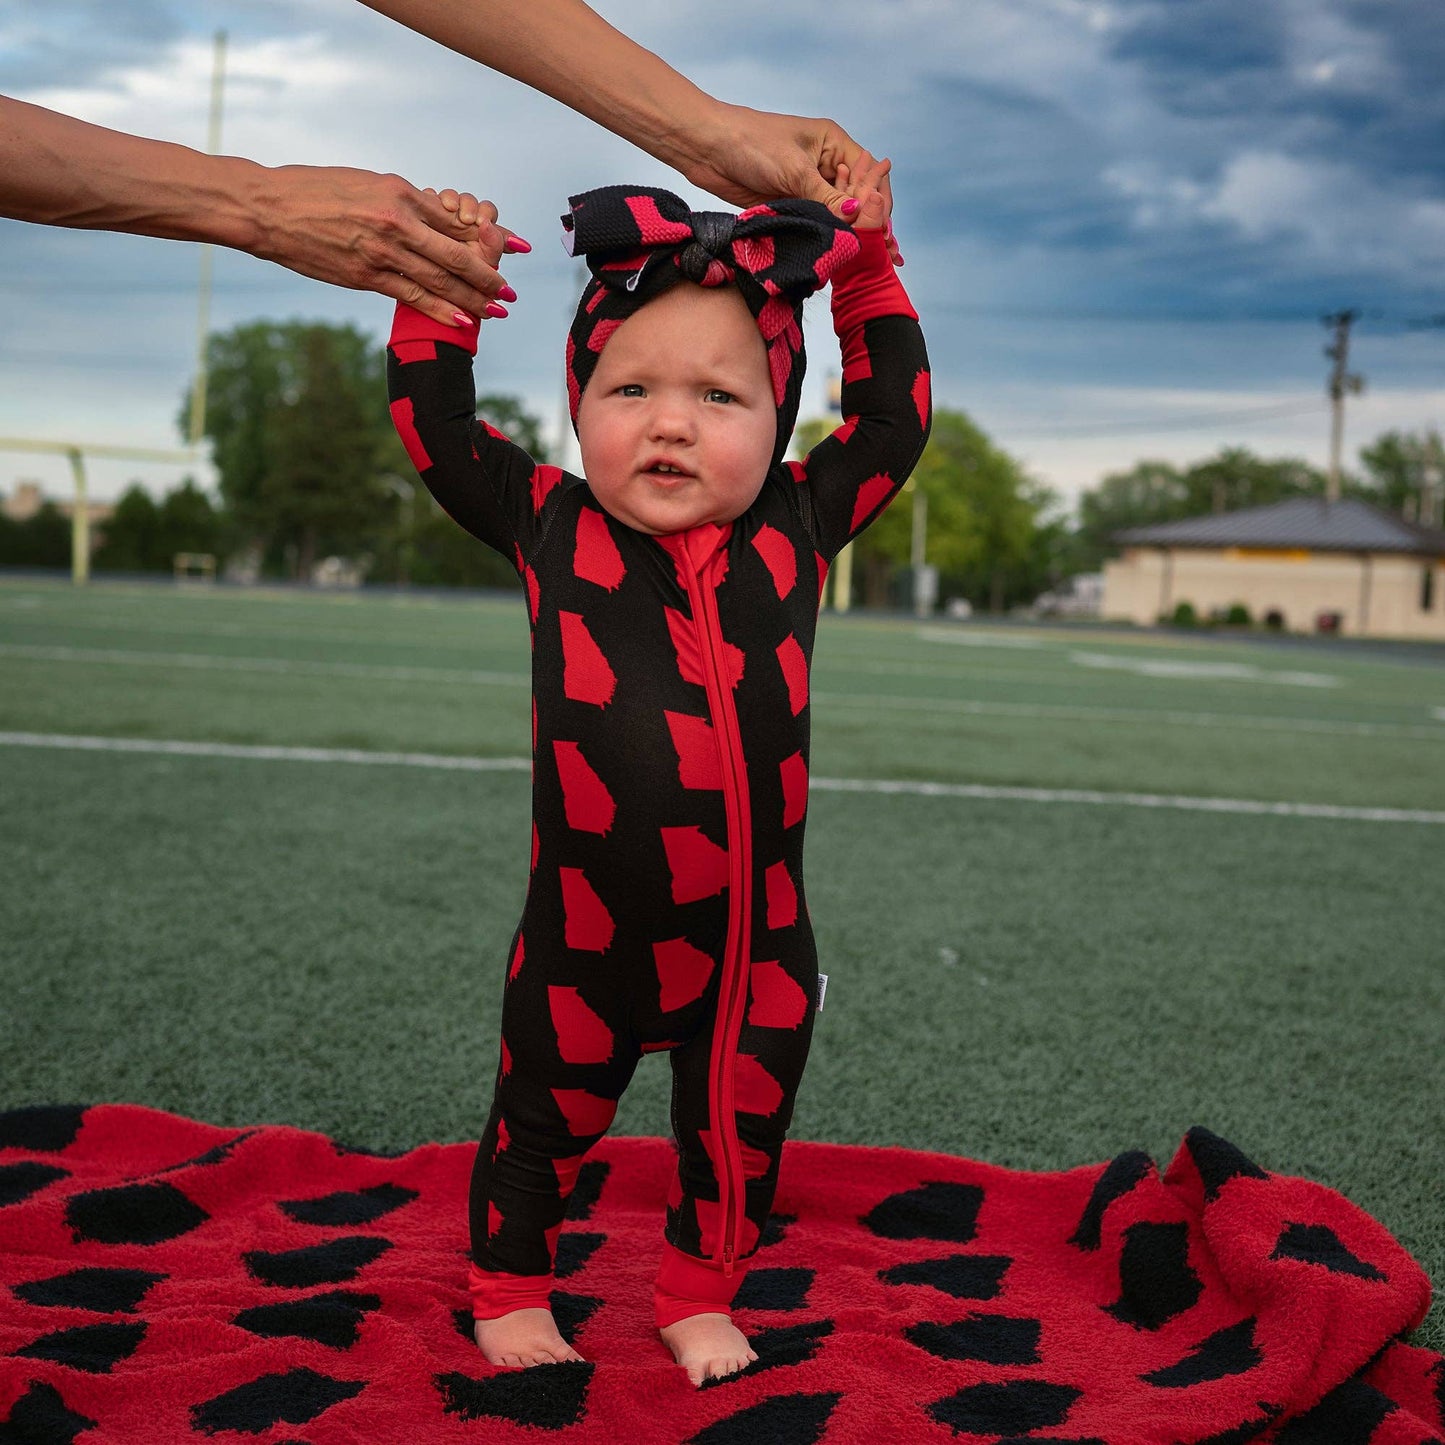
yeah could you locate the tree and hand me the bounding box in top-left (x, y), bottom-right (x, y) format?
top-left (796, 407), bottom-right (1042, 610)
top-left (0, 501), bottom-right (70, 568)
top-left (1358, 429), bottom-right (1445, 518)
top-left (185, 321), bottom-right (394, 578)
top-left (1074, 448), bottom-right (1328, 570)
top-left (477, 394), bottom-right (548, 460)
top-left (93, 484), bottom-right (160, 571)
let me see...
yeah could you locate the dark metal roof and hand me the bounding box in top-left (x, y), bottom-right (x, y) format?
top-left (1115, 497), bottom-right (1445, 556)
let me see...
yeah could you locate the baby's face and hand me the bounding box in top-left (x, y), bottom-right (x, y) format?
top-left (577, 283), bottom-right (775, 536)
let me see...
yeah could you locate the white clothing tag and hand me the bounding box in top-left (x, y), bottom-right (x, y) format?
top-left (817, 973), bottom-right (829, 1012)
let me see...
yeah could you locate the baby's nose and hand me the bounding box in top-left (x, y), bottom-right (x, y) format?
top-left (648, 400), bottom-right (697, 442)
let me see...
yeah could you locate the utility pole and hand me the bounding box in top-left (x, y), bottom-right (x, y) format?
top-left (187, 30), bottom-right (227, 448)
top-left (1322, 309), bottom-right (1364, 504)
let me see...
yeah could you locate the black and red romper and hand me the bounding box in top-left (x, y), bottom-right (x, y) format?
top-left (387, 226), bottom-right (929, 1327)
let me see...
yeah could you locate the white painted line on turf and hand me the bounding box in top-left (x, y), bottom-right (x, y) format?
top-left (1070, 651), bottom-right (1340, 687)
top-left (0, 642), bottom-right (529, 688)
top-left (2, 732), bottom-right (1442, 825)
top-left (4, 641), bottom-right (1438, 739)
top-left (0, 733), bottom-right (529, 773)
top-left (812, 691), bottom-right (1444, 741)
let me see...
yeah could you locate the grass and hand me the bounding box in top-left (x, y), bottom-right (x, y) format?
top-left (2, 576), bottom-right (1441, 1349)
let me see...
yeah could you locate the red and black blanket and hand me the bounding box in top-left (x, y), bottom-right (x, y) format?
top-left (1, 1105), bottom-right (1439, 1443)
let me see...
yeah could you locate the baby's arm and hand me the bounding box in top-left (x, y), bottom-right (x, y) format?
top-left (386, 304), bottom-right (556, 568)
top-left (789, 165), bottom-right (930, 559)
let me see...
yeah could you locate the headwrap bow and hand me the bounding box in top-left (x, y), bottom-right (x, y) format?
top-left (562, 185), bottom-right (861, 467)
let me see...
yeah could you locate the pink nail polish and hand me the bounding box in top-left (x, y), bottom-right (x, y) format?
top-left (497, 285), bottom-right (518, 303)
top-left (503, 235), bottom-right (532, 254)
top-left (840, 198), bottom-right (860, 217)
top-left (484, 302), bottom-right (509, 319)
top-left (451, 311), bottom-right (473, 327)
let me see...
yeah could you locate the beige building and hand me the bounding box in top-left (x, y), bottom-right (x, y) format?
top-left (3, 479), bottom-right (113, 529)
top-left (1103, 498), bottom-right (1445, 640)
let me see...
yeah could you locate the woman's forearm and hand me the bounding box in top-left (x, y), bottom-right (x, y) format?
top-left (0, 96), bottom-right (268, 247)
top-left (357, 0), bottom-right (729, 178)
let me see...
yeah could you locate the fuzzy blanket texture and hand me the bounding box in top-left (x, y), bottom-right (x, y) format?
top-left (0, 1104), bottom-right (1440, 1444)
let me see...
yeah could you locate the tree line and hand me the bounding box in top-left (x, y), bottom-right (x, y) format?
top-left (1, 318), bottom-right (1437, 610)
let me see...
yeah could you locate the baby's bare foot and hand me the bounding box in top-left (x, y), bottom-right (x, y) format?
top-left (659, 1313), bottom-right (758, 1386)
top-left (474, 1308), bottom-right (585, 1368)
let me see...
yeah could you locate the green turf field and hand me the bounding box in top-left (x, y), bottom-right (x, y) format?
top-left (2, 576), bottom-right (1441, 1348)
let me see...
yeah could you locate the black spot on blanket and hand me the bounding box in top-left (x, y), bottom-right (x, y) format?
top-left (66, 1182), bottom-right (207, 1245)
top-left (1070, 1150), bottom-right (1153, 1250)
top-left (862, 1180), bottom-right (982, 1242)
top-left (191, 1368), bottom-right (366, 1435)
top-left (1272, 1223), bottom-right (1387, 1281)
top-left (565, 1161), bottom-right (610, 1220)
top-left (0, 1161), bottom-right (69, 1209)
top-left (733, 1266), bottom-right (813, 1312)
top-left (0, 1105), bottom-right (87, 1152)
top-left (907, 1312), bottom-right (1042, 1366)
top-left (929, 1380), bottom-right (1082, 1435)
top-left (1273, 1376), bottom-right (1398, 1443)
top-left (1105, 1221), bottom-right (1202, 1330)
top-left (16, 1321), bottom-right (147, 1374)
top-left (555, 1231), bottom-right (605, 1279)
top-left (1143, 1318), bottom-right (1263, 1386)
top-left (685, 1391), bottom-right (840, 1444)
top-left (243, 1237), bottom-right (391, 1288)
top-left (278, 1182), bottom-right (419, 1227)
top-left (1186, 1128), bottom-right (1268, 1202)
top-left (14, 1266), bottom-right (164, 1314)
top-left (881, 1253), bottom-right (1011, 1300)
top-left (0, 1381), bottom-right (98, 1443)
top-left (233, 1291), bottom-right (382, 1349)
top-left (436, 1362), bottom-right (593, 1429)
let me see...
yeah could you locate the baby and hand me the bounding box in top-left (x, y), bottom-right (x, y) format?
top-left (386, 162), bottom-right (929, 1385)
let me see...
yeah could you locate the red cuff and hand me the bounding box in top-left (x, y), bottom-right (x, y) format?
top-left (389, 303), bottom-right (480, 358)
top-left (468, 1264), bottom-right (554, 1320)
top-left (654, 1242), bottom-right (747, 1329)
top-left (831, 228), bottom-right (917, 336)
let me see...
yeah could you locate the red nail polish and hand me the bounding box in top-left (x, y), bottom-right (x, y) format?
top-left (452, 311), bottom-right (473, 327)
top-left (840, 198), bottom-right (860, 217)
top-left (484, 302), bottom-right (509, 319)
top-left (497, 285), bottom-right (518, 303)
top-left (503, 235), bottom-right (532, 254)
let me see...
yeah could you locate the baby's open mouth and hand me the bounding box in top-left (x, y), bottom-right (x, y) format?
top-left (645, 463), bottom-right (693, 479)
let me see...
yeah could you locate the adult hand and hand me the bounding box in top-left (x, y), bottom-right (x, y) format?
top-left (248, 166), bottom-right (527, 326)
top-left (682, 106), bottom-right (903, 264)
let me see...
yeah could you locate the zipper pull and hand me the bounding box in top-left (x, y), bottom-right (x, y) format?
top-left (722, 1245), bottom-right (734, 1278)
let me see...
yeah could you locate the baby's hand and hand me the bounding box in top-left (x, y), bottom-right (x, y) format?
top-left (834, 152), bottom-right (900, 263)
top-left (425, 188), bottom-right (530, 317)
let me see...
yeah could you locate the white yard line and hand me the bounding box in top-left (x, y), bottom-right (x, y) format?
top-left (0, 642), bottom-right (529, 688)
top-left (2, 641), bottom-right (1436, 739)
top-left (2, 732), bottom-right (1442, 825)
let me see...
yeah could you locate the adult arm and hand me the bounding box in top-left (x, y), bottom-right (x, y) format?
top-left (359, 0), bottom-right (870, 214)
top-left (0, 95), bottom-right (513, 326)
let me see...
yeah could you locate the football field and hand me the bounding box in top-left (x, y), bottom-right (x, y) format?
top-left (2, 576), bottom-right (1440, 1347)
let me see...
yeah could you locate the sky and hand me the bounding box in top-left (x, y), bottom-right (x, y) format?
top-left (2, 0), bottom-right (1443, 516)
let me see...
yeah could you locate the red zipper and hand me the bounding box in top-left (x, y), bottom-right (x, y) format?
top-left (667, 528), bottom-right (750, 1277)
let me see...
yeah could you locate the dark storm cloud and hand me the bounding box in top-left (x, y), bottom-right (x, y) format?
top-left (0, 1), bottom-right (183, 90)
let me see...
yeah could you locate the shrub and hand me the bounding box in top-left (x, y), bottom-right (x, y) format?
top-left (1170, 600), bottom-right (1198, 627)
top-left (1224, 602), bottom-right (1251, 626)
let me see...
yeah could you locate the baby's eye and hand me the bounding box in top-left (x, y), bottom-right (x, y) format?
top-left (703, 388), bottom-right (734, 404)
top-left (617, 383), bottom-right (645, 397)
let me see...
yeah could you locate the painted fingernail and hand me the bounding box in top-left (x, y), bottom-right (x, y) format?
top-left (451, 311), bottom-right (474, 327)
top-left (484, 302), bottom-right (509, 319)
top-left (503, 235), bottom-right (532, 254)
top-left (497, 285), bottom-right (518, 303)
top-left (840, 198), bottom-right (860, 217)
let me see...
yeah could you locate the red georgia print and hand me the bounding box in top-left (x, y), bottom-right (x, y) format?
top-left (547, 987), bottom-right (615, 1065)
top-left (573, 506), bottom-right (627, 590)
top-left (559, 611), bottom-right (617, 707)
top-left (653, 937), bottom-right (716, 1013)
top-left (751, 523), bottom-right (797, 599)
top-left (552, 740), bottom-right (617, 835)
top-left (746, 959), bottom-right (810, 1029)
top-left (664, 711), bottom-right (723, 790)
top-left (559, 867), bottom-right (615, 952)
top-left (660, 826), bottom-right (729, 905)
